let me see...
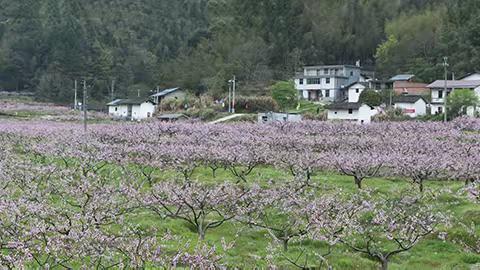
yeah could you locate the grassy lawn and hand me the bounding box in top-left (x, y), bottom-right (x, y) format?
top-left (123, 165), bottom-right (480, 269)
top-left (289, 100), bottom-right (324, 114)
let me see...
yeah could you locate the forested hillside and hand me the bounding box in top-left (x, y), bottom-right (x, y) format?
top-left (0, 0), bottom-right (478, 103)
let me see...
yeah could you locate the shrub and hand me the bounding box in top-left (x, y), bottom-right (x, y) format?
top-left (234, 96), bottom-right (279, 113)
top-left (270, 81), bottom-right (298, 110)
top-left (359, 90), bottom-right (383, 106)
top-left (303, 111), bottom-right (327, 121)
top-left (186, 108), bottom-right (218, 121)
top-left (373, 107), bottom-right (410, 122)
top-left (160, 98), bottom-right (183, 111)
top-left (447, 88), bottom-right (479, 119)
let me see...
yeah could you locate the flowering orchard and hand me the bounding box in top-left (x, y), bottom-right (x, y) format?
top-left (0, 118), bottom-right (479, 268)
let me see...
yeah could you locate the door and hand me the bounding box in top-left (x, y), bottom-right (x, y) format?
top-left (127, 105), bottom-right (133, 118)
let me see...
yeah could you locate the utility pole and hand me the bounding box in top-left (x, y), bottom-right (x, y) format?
top-left (83, 80), bottom-right (87, 132)
top-left (74, 79), bottom-right (78, 110)
top-left (111, 79), bottom-right (115, 100)
top-left (389, 88), bottom-right (393, 108)
top-left (232, 75), bottom-right (236, 114)
top-left (228, 80), bottom-right (232, 113)
top-left (443, 57), bottom-right (449, 123)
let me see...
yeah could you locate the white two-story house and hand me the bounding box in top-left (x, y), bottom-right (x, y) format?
top-left (427, 80), bottom-right (480, 114)
top-left (294, 65), bottom-right (361, 102)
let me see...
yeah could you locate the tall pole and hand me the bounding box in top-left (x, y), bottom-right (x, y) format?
top-left (228, 81), bottom-right (232, 113)
top-left (389, 88), bottom-right (393, 108)
top-left (232, 75), bottom-right (236, 114)
top-left (74, 79), bottom-right (78, 110)
top-left (83, 80), bottom-right (87, 132)
top-left (111, 79), bottom-right (115, 100)
top-left (443, 57), bottom-right (448, 123)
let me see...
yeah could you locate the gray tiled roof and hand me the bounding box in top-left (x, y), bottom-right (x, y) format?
top-left (390, 74), bottom-right (415, 81)
top-left (427, 80), bottom-right (480, 88)
top-left (107, 98), bottom-right (155, 106)
top-left (151, 87), bottom-right (180, 97)
top-left (326, 102), bottom-right (363, 110)
top-left (392, 95), bottom-right (426, 104)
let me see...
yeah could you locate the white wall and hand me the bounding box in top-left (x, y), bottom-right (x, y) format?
top-left (327, 104), bottom-right (379, 124)
top-left (431, 104), bottom-right (444, 114)
top-left (108, 102), bottom-right (155, 120)
top-left (430, 89), bottom-right (445, 104)
top-left (108, 105), bottom-right (129, 118)
top-left (394, 100), bottom-right (427, 118)
top-left (295, 77), bottom-right (338, 90)
top-left (132, 102), bottom-right (155, 120)
top-left (348, 83), bottom-right (366, 103)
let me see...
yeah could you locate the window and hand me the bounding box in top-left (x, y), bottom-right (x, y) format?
top-left (326, 78), bottom-right (331, 84)
top-left (307, 78), bottom-right (321, 85)
top-left (325, 90), bottom-right (330, 97)
top-left (115, 107), bottom-right (118, 112)
top-left (355, 89), bottom-right (359, 93)
top-left (438, 90), bottom-right (443, 99)
top-left (438, 107), bottom-right (443, 114)
top-left (334, 111), bottom-right (338, 114)
top-left (299, 78), bottom-right (304, 85)
top-left (350, 71), bottom-right (354, 76)
top-left (324, 68), bottom-right (329, 75)
top-left (348, 109), bottom-right (353, 114)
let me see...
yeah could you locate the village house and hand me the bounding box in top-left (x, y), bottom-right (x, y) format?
top-left (427, 80), bottom-right (480, 114)
top-left (392, 95), bottom-right (428, 118)
top-left (347, 82), bottom-right (368, 103)
top-left (326, 102), bottom-right (379, 124)
top-left (390, 74), bottom-right (429, 95)
top-left (107, 98), bottom-right (156, 120)
top-left (294, 65), bottom-right (362, 102)
top-left (150, 87), bottom-right (185, 105)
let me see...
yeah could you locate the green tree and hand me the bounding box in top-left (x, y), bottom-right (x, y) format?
top-left (359, 90), bottom-right (382, 107)
top-left (375, 9), bottom-right (444, 81)
top-left (447, 89), bottom-right (479, 119)
top-left (270, 80), bottom-right (297, 111)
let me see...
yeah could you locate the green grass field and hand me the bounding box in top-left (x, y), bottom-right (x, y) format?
top-left (126, 166), bottom-right (480, 269)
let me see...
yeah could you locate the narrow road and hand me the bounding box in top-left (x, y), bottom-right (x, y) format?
top-left (209, 114), bottom-right (246, 124)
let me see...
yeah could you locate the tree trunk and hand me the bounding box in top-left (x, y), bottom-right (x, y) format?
top-left (282, 239), bottom-right (289, 252)
top-left (419, 181), bottom-right (424, 193)
top-left (379, 258), bottom-right (389, 270)
top-left (199, 229), bottom-right (206, 240)
top-left (354, 176), bottom-right (363, 189)
top-left (211, 167), bottom-right (217, 178)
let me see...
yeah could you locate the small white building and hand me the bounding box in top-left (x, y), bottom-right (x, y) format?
top-left (107, 98), bottom-right (157, 121)
top-left (347, 82), bottom-right (368, 103)
top-left (258, 112), bottom-right (302, 124)
top-left (427, 80), bottom-right (480, 114)
top-left (326, 103), bottom-right (379, 124)
top-left (392, 95), bottom-right (428, 118)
